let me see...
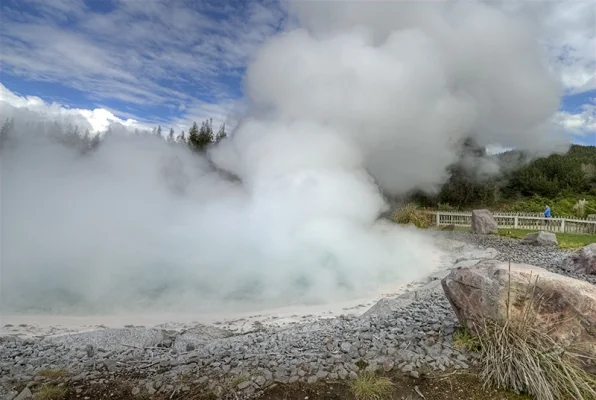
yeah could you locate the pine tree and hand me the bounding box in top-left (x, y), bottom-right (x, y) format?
top-left (194, 118), bottom-right (214, 151)
top-left (187, 122), bottom-right (200, 151)
top-left (168, 128), bottom-right (175, 143)
top-left (156, 125), bottom-right (162, 138)
top-left (178, 130), bottom-right (186, 143)
top-left (216, 123), bottom-right (227, 142)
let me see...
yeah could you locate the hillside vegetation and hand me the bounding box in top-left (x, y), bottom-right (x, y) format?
top-left (411, 144), bottom-right (596, 218)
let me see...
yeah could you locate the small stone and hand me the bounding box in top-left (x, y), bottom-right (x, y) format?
top-left (289, 375), bottom-right (299, 383)
top-left (131, 387), bottom-right (140, 396)
top-left (307, 376), bottom-right (318, 384)
top-left (15, 388), bottom-right (33, 400)
top-left (401, 364), bottom-right (413, 373)
top-left (340, 342), bottom-right (351, 353)
top-left (237, 381), bottom-right (251, 390)
top-left (103, 360), bottom-right (117, 373)
top-left (382, 360), bottom-right (394, 372)
top-left (410, 371), bottom-right (420, 379)
top-left (316, 370), bottom-right (328, 380)
top-left (348, 371), bottom-right (358, 380)
top-left (85, 345), bottom-right (95, 358)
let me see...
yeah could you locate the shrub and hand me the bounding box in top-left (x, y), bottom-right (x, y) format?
top-left (349, 372), bottom-right (394, 400)
top-left (392, 204), bottom-right (431, 228)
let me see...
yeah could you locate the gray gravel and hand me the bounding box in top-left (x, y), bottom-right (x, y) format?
top-left (440, 231), bottom-right (595, 284)
top-left (0, 232), bottom-right (591, 399)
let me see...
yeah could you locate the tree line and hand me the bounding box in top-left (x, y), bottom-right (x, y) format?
top-left (0, 117), bottom-right (228, 154)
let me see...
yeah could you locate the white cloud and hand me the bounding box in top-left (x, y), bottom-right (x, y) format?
top-left (499, 1), bottom-right (596, 94)
top-left (0, 83), bottom-right (147, 133)
top-left (0, 0), bottom-right (285, 106)
top-left (555, 103), bottom-right (596, 136)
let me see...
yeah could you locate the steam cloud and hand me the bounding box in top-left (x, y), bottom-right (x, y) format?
top-left (1, 1), bottom-right (567, 315)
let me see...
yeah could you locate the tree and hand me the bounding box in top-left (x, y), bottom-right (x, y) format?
top-left (216, 123), bottom-right (227, 142)
top-left (187, 122), bottom-right (200, 151)
top-left (197, 118), bottom-right (214, 150)
top-left (188, 119), bottom-right (213, 152)
top-left (178, 130), bottom-right (186, 143)
top-left (168, 128), bottom-right (175, 143)
top-left (156, 125), bottom-right (162, 138)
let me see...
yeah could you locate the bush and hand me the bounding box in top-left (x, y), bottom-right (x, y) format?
top-left (392, 204), bottom-right (431, 228)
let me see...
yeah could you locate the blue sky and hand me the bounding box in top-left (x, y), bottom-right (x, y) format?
top-left (0, 0), bottom-right (595, 146)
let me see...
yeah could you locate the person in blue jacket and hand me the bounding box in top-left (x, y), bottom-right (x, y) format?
top-left (544, 205), bottom-right (551, 224)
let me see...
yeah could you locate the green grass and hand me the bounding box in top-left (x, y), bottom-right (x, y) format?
top-left (349, 372), bottom-right (394, 400)
top-left (33, 385), bottom-right (68, 400)
top-left (445, 226), bottom-right (595, 250)
top-left (453, 327), bottom-right (481, 352)
top-left (497, 229), bottom-right (595, 250)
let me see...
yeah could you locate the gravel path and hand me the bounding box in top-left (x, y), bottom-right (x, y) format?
top-left (1, 233), bottom-right (592, 400)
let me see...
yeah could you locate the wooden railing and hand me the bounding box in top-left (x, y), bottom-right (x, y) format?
top-left (432, 211), bottom-right (596, 235)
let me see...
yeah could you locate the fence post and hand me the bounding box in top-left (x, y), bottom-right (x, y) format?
top-left (436, 212), bottom-right (441, 226)
top-left (561, 219), bottom-right (565, 233)
top-left (514, 216), bottom-right (518, 229)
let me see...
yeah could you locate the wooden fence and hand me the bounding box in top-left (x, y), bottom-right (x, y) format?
top-left (432, 211), bottom-right (596, 235)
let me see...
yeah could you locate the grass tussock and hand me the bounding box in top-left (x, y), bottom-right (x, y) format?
top-left (392, 204), bottom-right (431, 229)
top-left (33, 385), bottom-right (68, 400)
top-left (349, 371), bottom-right (394, 400)
top-left (473, 270), bottom-right (596, 400)
top-left (476, 318), bottom-right (596, 400)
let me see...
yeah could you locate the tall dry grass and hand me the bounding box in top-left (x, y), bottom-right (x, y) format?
top-left (473, 266), bottom-right (596, 400)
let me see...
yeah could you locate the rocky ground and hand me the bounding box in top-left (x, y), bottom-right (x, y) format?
top-left (1, 232), bottom-right (591, 400)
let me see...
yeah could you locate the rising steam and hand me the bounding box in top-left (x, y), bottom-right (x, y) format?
top-left (1, 1), bottom-right (567, 315)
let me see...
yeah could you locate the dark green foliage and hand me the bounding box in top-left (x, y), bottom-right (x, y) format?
top-left (420, 144), bottom-right (596, 211)
top-left (187, 121), bottom-right (200, 150)
top-left (187, 119), bottom-right (215, 151)
top-left (216, 123), bottom-right (227, 142)
top-left (506, 149), bottom-right (593, 198)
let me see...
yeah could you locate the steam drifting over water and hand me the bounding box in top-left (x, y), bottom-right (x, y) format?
top-left (1, 1), bottom-right (567, 315)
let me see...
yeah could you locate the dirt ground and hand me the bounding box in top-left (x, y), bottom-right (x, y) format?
top-left (47, 369), bottom-right (531, 400)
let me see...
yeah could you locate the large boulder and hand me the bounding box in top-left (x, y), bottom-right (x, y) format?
top-left (441, 260), bottom-right (596, 348)
top-left (562, 243), bottom-right (596, 275)
top-left (521, 231), bottom-right (558, 246)
top-left (471, 209), bottom-right (498, 234)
